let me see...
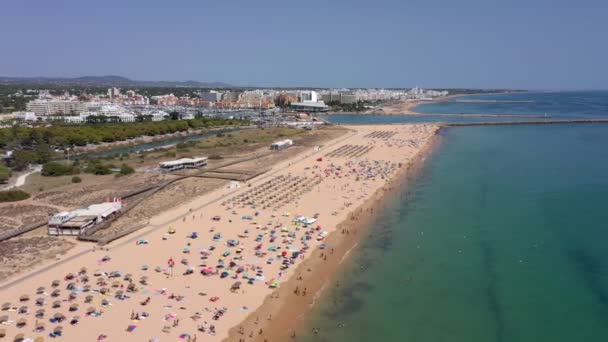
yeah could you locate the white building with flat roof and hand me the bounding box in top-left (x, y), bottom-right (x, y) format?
top-left (48, 201), bottom-right (122, 236)
top-left (26, 99), bottom-right (89, 115)
top-left (291, 90), bottom-right (329, 112)
top-left (271, 139), bottom-right (293, 151)
top-left (290, 101), bottom-right (329, 112)
top-left (14, 112), bottom-right (38, 121)
top-left (200, 90), bottom-right (223, 102)
top-left (159, 157), bottom-right (208, 172)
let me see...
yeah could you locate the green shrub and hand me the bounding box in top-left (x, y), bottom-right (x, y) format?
top-left (119, 163), bottom-right (135, 175)
top-left (84, 161), bottom-right (112, 175)
top-left (10, 150), bottom-right (39, 171)
top-left (0, 190), bottom-right (30, 202)
top-left (0, 164), bottom-right (11, 183)
top-left (71, 176), bottom-right (82, 183)
top-left (42, 161), bottom-right (75, 177)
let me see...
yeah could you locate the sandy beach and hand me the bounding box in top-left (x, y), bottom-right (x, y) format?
top-left (363, 95), bottom-right (469, 115)
top-left (362, 92), bottom-right (530, 116)
top-left (0, 124), bottom-right (438, 342)
top-left (228, 126), bottom-right (441, 342)
top-left (364, 100), bottom-right (427, 115)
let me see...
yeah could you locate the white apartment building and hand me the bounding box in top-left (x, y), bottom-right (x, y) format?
top-left (14, 112), bottom-right (38, 121)
top-left (26, 99), bottom-right (89, 115)
top-left (200, 90), bottom-right (223, 102)
top-left (108, 87), bottom-right (121, 98)
top-left (140, 110), bottom-right (169, 122)
top-left (299, 91), bottom-right (319, 102)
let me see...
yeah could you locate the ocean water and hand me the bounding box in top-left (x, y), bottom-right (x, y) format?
top-left (299, 94), bottom-right (608, 341)
top-left (415, 91), bottom-right (608, 118)
top-left (321, 91), bottom-right (608, 124)
top-left (320, 113), bottom-right (531, 125)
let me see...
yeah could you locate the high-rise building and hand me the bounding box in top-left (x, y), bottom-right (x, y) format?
top-left (108, 87), bottom-right (121, 98)
top-left (222, 91), bottom-right (241, 103)
top-left (290, 90), bottom-right (328, 112)
top-left (200, 90), bottom-right (223, 102)
top-left (299, 91), bottom-right (319, 102)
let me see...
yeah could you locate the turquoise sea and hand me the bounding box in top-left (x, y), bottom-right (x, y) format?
top-left (415, 91), bottom-right (608, 118)
top-left (301, 92), bottom-right (608, 341)
top-left (321, 91), bottom-right (608, 124)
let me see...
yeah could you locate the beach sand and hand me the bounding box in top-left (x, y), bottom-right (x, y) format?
top-left (363, 95), bottom-right (467, 115)
top-left (364, 100), bottom-right (425, 114)
top-left (0, 124), bottom-right (438, 342)
top-left (228, 128), bottom-right (440, 342)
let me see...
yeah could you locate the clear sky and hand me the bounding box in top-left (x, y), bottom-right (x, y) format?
top-left (1, 0), bottom-right (607, 89)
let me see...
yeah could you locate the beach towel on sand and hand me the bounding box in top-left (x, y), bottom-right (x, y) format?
top-left (127, 324), bottom-right (137, 332)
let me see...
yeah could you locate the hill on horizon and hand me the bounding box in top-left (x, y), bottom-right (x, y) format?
top-left (0, 75), bottom-right (232, 88)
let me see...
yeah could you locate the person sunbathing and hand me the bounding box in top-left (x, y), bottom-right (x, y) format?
top-left (140, 297), bottom-right (151, 306)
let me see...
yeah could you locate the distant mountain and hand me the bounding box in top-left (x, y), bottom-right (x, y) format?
top-left (0, 75), bottom-right (232, 88)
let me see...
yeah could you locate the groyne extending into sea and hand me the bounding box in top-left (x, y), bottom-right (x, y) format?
top-left (398, 113), bottom-right (548, 118)
top-left (445, 118), bottom-right (608, 126)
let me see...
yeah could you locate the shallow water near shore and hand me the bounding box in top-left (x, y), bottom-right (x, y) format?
top-left (415, 91), bottom-right (608, 118)
top-left (322, 91), bottom-right (608, 125)
top-left (298, 123), bottom-right (608, 341)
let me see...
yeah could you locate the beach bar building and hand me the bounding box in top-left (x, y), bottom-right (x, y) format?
top-left (48, 201), bottom-right (122, 236)
top-left (270, 139), bottom-right (293, 151)
top-left (159, 157), bottom-right (208, 172)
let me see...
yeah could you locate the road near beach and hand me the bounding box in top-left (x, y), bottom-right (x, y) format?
top-left (0, 124), bottom-right (438, 342)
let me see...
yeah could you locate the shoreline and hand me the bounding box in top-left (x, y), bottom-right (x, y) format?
top-left (0, 124), bottom-right (438, 342)
top-left (226, 125), bottom-right (442, 342)
top-left (325, 91), bottom-right (532, 116)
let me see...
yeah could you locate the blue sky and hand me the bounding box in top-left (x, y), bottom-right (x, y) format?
top-left (1, 0), bottom-right (607, 89)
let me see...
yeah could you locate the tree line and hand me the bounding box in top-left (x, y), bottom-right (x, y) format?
top-left (0, 117), bottom-right (247, 170)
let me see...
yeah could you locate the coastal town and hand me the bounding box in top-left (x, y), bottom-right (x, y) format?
top-left (1, 86), bottom-right (448, 125)
top-left (0, 75), bottom-right (449, 342)
top-left (1, 0), bottom-right (606, 341)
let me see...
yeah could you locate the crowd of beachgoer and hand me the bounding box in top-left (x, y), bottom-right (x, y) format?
top-left (0, 127), bottom-right (434, 341)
